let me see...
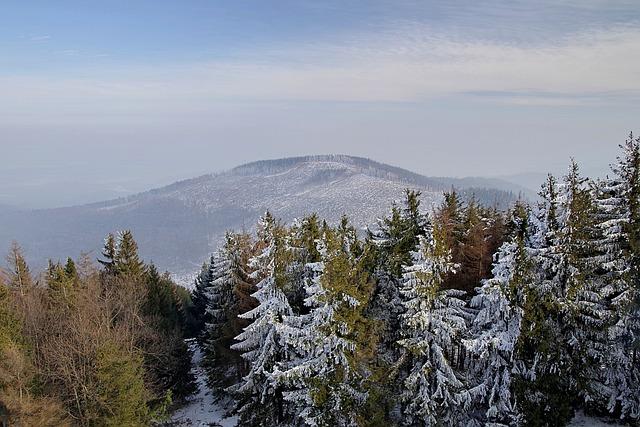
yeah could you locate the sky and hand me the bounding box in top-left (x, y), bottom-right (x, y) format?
top-left (1, 0), bottom-right (640, 208)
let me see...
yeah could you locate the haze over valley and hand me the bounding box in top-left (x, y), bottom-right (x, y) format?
top-left (0, 155), bottom-right (527, 275)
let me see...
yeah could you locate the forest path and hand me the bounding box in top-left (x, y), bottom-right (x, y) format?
top-left (170, 339), bottom-right (238, 427)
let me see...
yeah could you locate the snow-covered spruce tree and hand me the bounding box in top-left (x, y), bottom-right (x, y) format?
top-left (200, 249), bottom-right (231, 358)
top-left (188, 256), bottom-right (213, 340)
top-left (370, 189), bottom-right (429, 279)
top-left (397, 215), bottom-right (473, 426)
top-left (202, 231), bottom-right (256, 390)
top-left (556, 160), bottom-right (616, 412)
top-left (465, 201), bottom-right (532, 426)
top-left (362, 190), bottom-right (430, 421)
top-left (435, 190), bottom-right (465, 264)
top-left (512, 173), bottom-right (576, 426)
top-left (590, 133), bottom-right (640, 420)
top-left (287, 214), bottom-right (324, 315)
top-left (364, 202), bottom-right (404, 362)
top-left (337, 214), bottom-right (364, 261)
top-left (229, 212), bottom-right (296, 425)
top-left (277, 225), bottom-right (377, 427)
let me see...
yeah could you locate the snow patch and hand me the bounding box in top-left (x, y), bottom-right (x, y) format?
top-left (568, 411), bottom-right (625, 427)
top-left (170, 340), bottom-right (238, 427)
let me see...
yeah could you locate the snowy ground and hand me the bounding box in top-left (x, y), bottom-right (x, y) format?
top-left (568, 411), bottom-right (625, 427)
top-left (170, 340), bottom-right (238, 427)
top-left (170, 342), bottom-right (623, 427)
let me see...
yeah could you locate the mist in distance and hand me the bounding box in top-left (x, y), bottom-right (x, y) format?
top-left (1, 0), bottom-right (639, 208)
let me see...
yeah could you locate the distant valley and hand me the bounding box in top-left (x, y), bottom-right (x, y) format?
top-left (0, 155), bottom-right (530, 275)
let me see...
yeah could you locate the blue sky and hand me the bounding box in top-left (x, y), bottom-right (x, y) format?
top-left (2, 1), bottom-right (640, 207)
top-left (3, 1), bottom-right (638, 72)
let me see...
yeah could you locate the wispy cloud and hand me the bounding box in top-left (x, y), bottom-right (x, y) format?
top-left (2, 23), bottom-right (639, 124)
top-left (30, 34), bottom-right (51, 41)
top-left (54, 49), bottom-right (80, 56)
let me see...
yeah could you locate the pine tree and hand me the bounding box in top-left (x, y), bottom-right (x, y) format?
top-left (6, 242), bottom-right (33, 297)
top-left (590, 133), bottom-right (640, 420)
top-left (538, 174), bottom-right (561, 247)
top-left (202, 248), bottom-right (234, 387)
top-left (226, 232), bottom-right (259, 343)
top-left (374, 189), bottom-right (428, 278)
top-left (145, 264), bottom-right (182, 332)
top-left (278, 226), bottom-right (376, 426)
top-left (361, 190), bottom-right (432, 423)
top-left (513, 171), bottom-right (576, 426)
top-left (293, 213), bottom-right (323, 263)
top-left (337, 214), bottom-right (363, 259)
top-left (465, 202), bottom-right (531, 425)
top-left (45, 259), bottom-right (77, 305)
top-left (63, 258), bottom-right (78, 284)
top-left (458, 198), bottom-right (497, 293)
top-left (202, 231), bottom-right (258, 391)
top-left (554, 160), bottom-right (616, 411)
top-left (144, 264), bottom-right (196, 400)
top-left (98, 233), bottom-right (118, 275)
top-left (188, 257), bottom-right (213, 340)
top-left (435, 190), bottom-right (465, 290)
top-left (92, 341), bottom-right (151, 427)
top-left (98, 231), bottom-right (146, 283)
top-left (367, 190), bottom-right (428, 357)
top-left (397, 219), bottom-right (471, 426)
top-left (229, 213), bottom-right (295, 425)
top-left (115, 230), bottom-right (146, 280)
top-left (287, 214), bottom-right (324, 314)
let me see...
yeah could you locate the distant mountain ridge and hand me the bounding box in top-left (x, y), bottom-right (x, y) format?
top-left (231, 155), bottom-right (442, 185)
top-left (0, 155), bottom-right (528, 275)
top-left (230, 155), bottom-right (534, 196)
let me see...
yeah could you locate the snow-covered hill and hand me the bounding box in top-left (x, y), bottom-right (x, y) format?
top-left (0, 155), bottom-right (525, 275)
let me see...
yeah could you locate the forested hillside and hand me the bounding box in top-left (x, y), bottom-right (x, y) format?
top-left (186, 135), bottom-right (640, 426)
top-left (1, 136), bottom-right (639, 426)
top-left (0, 155), bottom-right (524, 275)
